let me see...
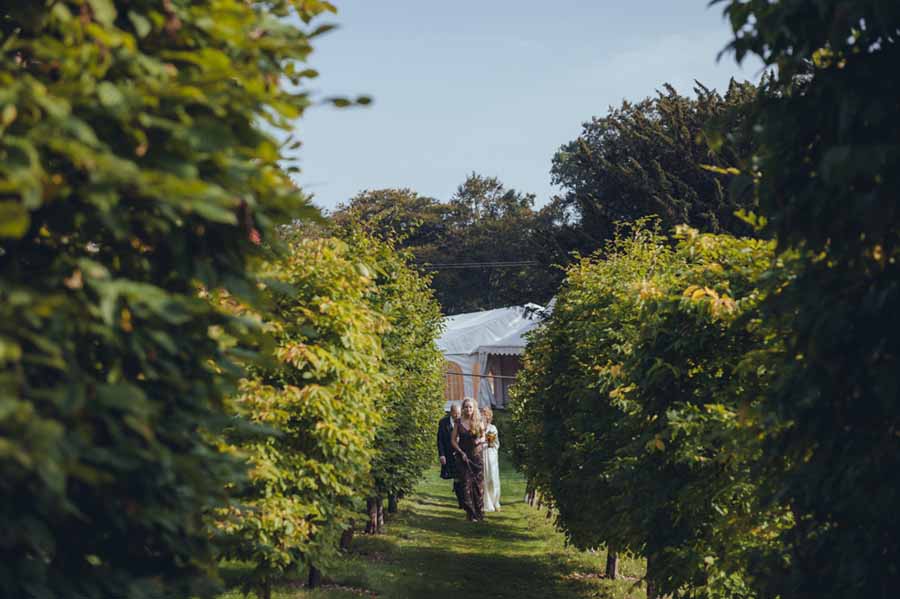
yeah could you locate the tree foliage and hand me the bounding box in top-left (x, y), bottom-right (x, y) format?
top-left (514, 2), bottom-right (900, 596)
top-left (213, 237), bottom-right (386, 595)
top-left (331, 189), bottom-right (448, 252)
top-left (431, 175), bottom-right (547, 313)
top-left (346, 233), bottom-right (445, 505)
top-left (511, 222), bottom-right (789, 598)
top-left (332, 174), bottom-right (563, 314)
top-left (210, 225), bottom-right (444, 593)
top-left (0, 1), bottom-right (331, 597)
top-left (715, 1), bottom-right (900, 597)
top-left (551, 81), bottom-right (760, 249)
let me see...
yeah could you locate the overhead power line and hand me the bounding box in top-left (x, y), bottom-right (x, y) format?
top-left (415, 260), bottom-right (539, 270)
top-left (443, 371), bottom-right (518, 380)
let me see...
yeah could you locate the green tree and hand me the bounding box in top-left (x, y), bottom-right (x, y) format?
top-left (331, 189), bottom-right (449, 251)
top-left (436, 174), bottom-right (552, 313)
top-left (333, 175), bottom-right (563, 314)
top-left (339, 231), bottom-right (445, 534)
top-left (0, 1), bottom-right (331, 597)
top-left (551, 81), bottom-right (760, 249)
top-left (214, 237), bottom-right (386, 599)
top-left (717, 1), bottom-right (900, 597)
top-left (511, 222), bottom-right (788, 598)
top-left (447, 172), bottom-right (535, 225)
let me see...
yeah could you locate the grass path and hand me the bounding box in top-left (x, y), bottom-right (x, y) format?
top-left (221, 454), bottom-right (646, 599)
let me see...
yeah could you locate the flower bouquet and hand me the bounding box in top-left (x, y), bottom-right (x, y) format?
top-left (485, 431), bottom-right (497, 449)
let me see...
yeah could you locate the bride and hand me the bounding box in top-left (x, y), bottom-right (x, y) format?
top-left (481, 407), bottom-right (501, 512)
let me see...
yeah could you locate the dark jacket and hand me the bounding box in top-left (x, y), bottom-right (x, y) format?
top-left (437, 414), bottom-right (457, 479)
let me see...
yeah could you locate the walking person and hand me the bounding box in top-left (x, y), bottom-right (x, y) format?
top-left (437, 403), bottom-right (463, 508)
top-left (481, 407), bottom-right (501, 512)
top-left (450, 397), bottom-right (485, 522)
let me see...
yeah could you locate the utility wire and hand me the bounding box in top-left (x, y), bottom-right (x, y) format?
top-left (416, 260), bottom-right (539, 270)
top-left (443, 371), bottom-right (518, 380)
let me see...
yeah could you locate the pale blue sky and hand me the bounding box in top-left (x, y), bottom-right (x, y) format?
top-left (290, 1), bottom-right (764, 211)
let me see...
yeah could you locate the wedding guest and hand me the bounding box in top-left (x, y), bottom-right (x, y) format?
top-left (437, 403), bottom-right (463, 508)
top-left (482, 407), bottom-right (501, 512)
top-left (451, 397), bottom-right (485, 522)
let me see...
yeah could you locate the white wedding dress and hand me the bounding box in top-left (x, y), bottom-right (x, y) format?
top-left (483, 424), bottom-right (501, 512)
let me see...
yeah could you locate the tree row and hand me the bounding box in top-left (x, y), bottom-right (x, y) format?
top-left (0, 3), bottom-right (444, 599)
top-left (511, 1), bottom-right (900, 598)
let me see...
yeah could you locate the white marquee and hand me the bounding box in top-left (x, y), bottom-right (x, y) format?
top-left (437, 303), bottom-right (547, 409)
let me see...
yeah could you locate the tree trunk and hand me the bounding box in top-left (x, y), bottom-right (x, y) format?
top-left (376, 496), bottom-right (385, 533)
top-left (365, 497), bottom-right (378, 534)
top-left (646, 553), bottom-right (658, 599)
top-left (605, 549), bottom-right (619, 579)
top-left (388, 493), bottom-right (398, 514)
top-left (259, 580), bottom-right (272, 599)
top-left (340, 520), bottom-right (354, 552)
top-left (308, 565), bottom-right (321, 589)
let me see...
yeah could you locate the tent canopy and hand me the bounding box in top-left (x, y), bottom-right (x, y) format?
top-left (437, 303), bottom-right (545, 357)
top-left (438, 303), bottom-right (546, 409)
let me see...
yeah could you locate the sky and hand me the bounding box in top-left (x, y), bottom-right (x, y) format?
top-left (290, 1), bottom-right (765, 212)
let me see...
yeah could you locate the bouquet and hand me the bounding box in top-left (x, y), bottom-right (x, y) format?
top-left (485, 431), bottom-right (497, 449)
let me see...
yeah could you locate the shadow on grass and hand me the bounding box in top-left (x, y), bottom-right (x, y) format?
top-left (394, 510), bottom-right (534, 544)
top-left (414, 497), bottom-right (454, 509)
top-left (214, 461), bottom-right (640, 599)
top-left (349, 534), bottom-right (396, 557)
top-left (411, 491), bottom-right (458, 504)
top-left (373, 543), bottom-right (603, 599)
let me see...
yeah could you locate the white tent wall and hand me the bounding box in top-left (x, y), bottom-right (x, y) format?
top-left (476, 351), bottom-right (494, 409)
top-left (442, 351), bottom-right (494, 410)
top-left (438, 304), bottom-right (546, 410)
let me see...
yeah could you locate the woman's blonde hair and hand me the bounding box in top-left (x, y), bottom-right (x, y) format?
top-left (461, 397), bottom-right (484, 436)
top-left (481, 407), bottom-right (493, 423)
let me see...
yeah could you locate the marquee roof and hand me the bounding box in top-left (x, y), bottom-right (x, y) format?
top-left (437, 303), bottom-right (546, 357)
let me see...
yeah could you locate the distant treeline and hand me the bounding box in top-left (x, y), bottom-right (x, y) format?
top-left (332, 79), bottom-right (761, 314)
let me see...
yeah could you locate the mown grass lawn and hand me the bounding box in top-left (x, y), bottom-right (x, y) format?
top-left (216, 450), bottom-right (647, 599)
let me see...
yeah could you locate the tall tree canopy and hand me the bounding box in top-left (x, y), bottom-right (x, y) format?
top-left (332, 81), bottom-right (762, 316)
top-left (331, 188), bottom-right (448, 251)
top-left (551, 81), bottom-right (760, 249)
top-left (332, 174), bottom-right (563, 314)
top-left (435, 174), bottom-right (551, 313)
